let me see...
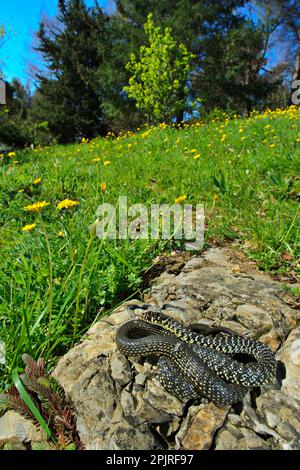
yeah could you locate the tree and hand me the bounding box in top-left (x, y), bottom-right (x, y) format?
top-left (194, 22), bottom-right (279, 114)
top-left (32, 0), bottom-right (110, 143)
top-left (255, 0), bottom-right (300, 103)
top-left (114, 1), bottom-right (277, 115)
top-left (124, 14), bottom-right (193, 124)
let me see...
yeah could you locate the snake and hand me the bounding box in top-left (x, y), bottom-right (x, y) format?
top-left (115, 307), bottom-right (277, 406)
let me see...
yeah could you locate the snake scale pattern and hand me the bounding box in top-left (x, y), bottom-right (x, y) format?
top-left (116, 307), bottom-right (277, 405)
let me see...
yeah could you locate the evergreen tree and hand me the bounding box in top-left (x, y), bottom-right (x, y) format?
top-left (32, 0), bottom-right (110, 143)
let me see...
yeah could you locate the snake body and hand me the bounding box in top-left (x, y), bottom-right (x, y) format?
top-left (116, 309), bottom-right (277, 405)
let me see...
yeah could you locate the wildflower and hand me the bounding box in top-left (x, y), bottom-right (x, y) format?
top-left (58, 231), bottom-right (65, 238)
top-left (270, 143), bottom-right (276, 148)
top-left (193, 154), bottom-right (201, 160)
top-left (101, 182), bottom-right (107, 192)
top-left (24, 201), bottom-right (50, 213)
top-left (104, 160), bottom-right (111, 166)
top-left (32, 177), bottom-right (42, 185)
top-left (21, 223), bottom-right (36, 232)
top-left (57, 199), bottom-right (79, 210)
top-left (175, 195), bottom-right (187, 204)
top-left (8, 152), bottom-right (16, 158)
top-left (213, 195), bottom-right (219, 201)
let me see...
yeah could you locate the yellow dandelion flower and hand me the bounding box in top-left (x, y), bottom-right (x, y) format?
top-left (92, 158), bottom-right (101, 163)
top-left (58, 231), bottom-right (65, 238)
top-left (101, 182), bottom-right (107, 192)
top-left (57, 199), bottom-right (79, 210)
top-left (213, 194), bottom-right (220, 201)
top-left (8, 151), bottom-right (16, 158)
top-left (175, 195), bottom-right (187, 204)
top-left (24, 201), bottom-right (50, 213)
top-left (104, 160), bottom-right (111, 166)
top-left (193, 154), bottom-right (201, 160)
top-left (21, 223), bottom-right (36, 232)
top-left (32, 177), bottom-right (42, 185)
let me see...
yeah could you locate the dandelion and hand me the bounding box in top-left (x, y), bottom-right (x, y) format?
top-left (24, 201), bottom-right (50, 213)
top-left (101, 182), bottom-right (107, 192)
top-left (104, 160), bottom-right (111, 166)
top-left (213, 195), bottom-right (219, 201)
top-left (21, 223), bottom-right (36, 232)
top-left (8, 152), bottom-right (16, 158)
top-left (193, 154), bottom-right (201, 160)
top-left (57, 231), bottom-right (65, 238)
top-left (32, 177), bottom-right (42, 185)
top-left (92, 158), bottom-right (101, 163)
top-left (175, 195), bottom-right (187, 204)
top-left (57, 199), bottom-right (79, 210)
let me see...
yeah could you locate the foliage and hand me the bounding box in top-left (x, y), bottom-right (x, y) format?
top-left (0, 107), bottom-right (54, 148)
top-left (32, 0), bottom-right (110, 143)
top-left (0, 355), bottom-right (82, 450)
top-left (0, 106), bottom-right (299, 386)
top-left (124, 14), bottom-right (194, 124)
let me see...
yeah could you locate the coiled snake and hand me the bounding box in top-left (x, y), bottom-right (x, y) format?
top-left (116, 306), bottom-right (277, 405)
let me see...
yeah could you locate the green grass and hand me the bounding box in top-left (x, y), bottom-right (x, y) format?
top-left (0, 106), bottom-right (299, 386)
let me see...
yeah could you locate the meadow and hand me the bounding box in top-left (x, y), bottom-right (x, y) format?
top-left (0, 106), bottom-right (299, 387)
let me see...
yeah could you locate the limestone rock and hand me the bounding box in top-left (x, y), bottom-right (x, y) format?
top-left (0, 411), bottom-right (46, 450)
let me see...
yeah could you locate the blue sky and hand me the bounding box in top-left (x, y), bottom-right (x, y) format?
top-left (0, 1), bottom-right (114, 86)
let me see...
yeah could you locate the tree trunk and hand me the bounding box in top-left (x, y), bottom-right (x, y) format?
top-left (289, 33), bottom-right (300, 105)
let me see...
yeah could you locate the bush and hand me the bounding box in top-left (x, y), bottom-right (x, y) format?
top-left (0, 108), bottom-right (55, 148)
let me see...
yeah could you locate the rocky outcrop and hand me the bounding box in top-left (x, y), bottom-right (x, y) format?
top-left (1, 247), bottom-right (299, 450)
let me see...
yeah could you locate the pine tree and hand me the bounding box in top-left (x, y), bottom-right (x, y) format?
top-left (32, 0), bottom-right (110, 143)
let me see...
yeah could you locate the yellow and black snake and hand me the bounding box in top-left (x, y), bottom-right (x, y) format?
top-left (116, 306), bottom-right (277, 405)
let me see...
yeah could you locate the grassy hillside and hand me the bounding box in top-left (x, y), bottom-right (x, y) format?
top-left (0, 106), bottom-right (299, 385)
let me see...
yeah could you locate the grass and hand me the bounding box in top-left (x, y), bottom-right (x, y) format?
top-left (0, 106), bottom-right (299, 387)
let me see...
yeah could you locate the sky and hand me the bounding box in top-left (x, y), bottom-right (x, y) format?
top-left (0, 0), bottom-right (115, 86)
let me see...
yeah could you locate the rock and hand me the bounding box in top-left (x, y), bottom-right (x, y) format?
top-left (235, 304), bottom-right (273, 333)
top-left (2, 246), bottom-right (299, 450)
top-left (276, 326), bottom-right (300, 401)
top-left (180, 403), bottom-right (229, 450)
top-left (110, 351), bottom-right (132, 386)
top-left (0, 411), bottom-right (46, 450)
